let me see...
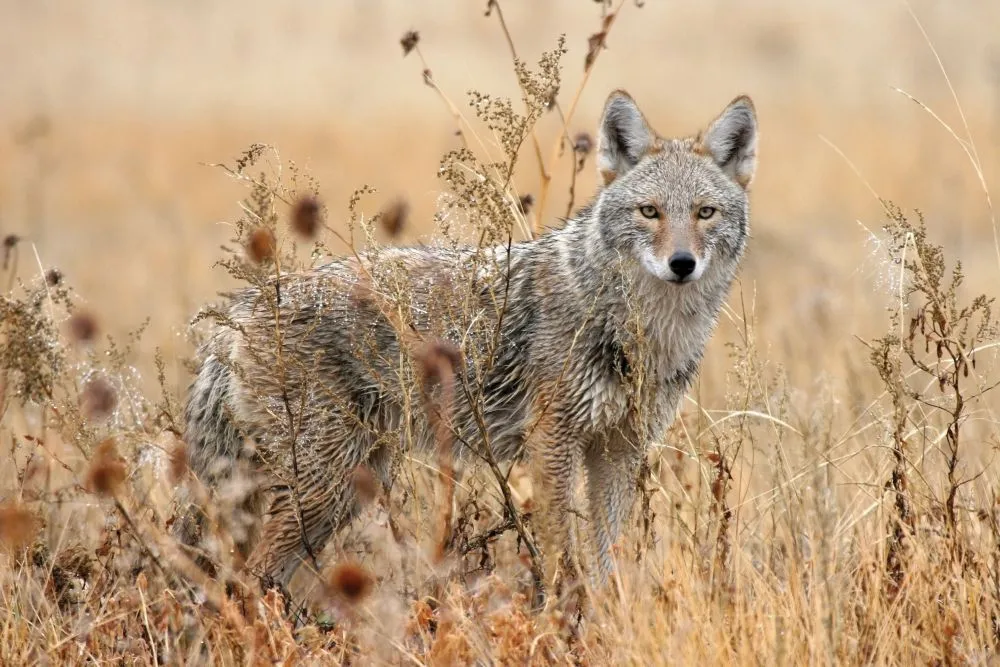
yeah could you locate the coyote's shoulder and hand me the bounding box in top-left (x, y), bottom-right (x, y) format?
top-left (179, 90), bottom-right (758, 587)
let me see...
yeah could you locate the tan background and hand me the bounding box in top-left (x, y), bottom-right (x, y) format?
top-left (2, 0), bottom-right (999, 389)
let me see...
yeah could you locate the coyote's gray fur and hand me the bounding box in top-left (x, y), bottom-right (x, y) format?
top-left (178, 90), bottom-right (757, 588)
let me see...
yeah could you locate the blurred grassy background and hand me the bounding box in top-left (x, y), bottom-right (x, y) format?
top-left (1, 0), bottom-right (998, 392)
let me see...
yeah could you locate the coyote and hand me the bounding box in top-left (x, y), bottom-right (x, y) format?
top-left (178, 90), bottom-right (757, 588)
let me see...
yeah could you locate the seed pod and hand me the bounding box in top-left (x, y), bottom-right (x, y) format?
top-left (517, 194), bottom-right (534, 215)
top-left (326, 561), bottom-right (373, 604)
top-left (379, 198), bottom-right (410, 239)
top-left (246, 228), bottom-right (276, 264)
top-left (0, 504), bottom-right (38, 550)
top-left (169, 442), bottom-right (189, 483)
top-left (81, 377), bottom-right (116, 421)
top-left (86, 438), bottom-right (126, 497)
top-left (290, 196), bottom-right (322, 239)
top-left (67, 311), bottom-right (99, 344)
top-left (573, 131), bottom-right (594, 156)
top-left (400, 30), bottom-right (420, 56)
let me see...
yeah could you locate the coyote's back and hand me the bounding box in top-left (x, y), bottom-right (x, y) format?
top-left (178, 90), bottom-right (758, 588)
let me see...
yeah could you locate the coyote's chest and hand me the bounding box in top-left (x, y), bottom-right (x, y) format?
top-left (580, 281), bottom-right (720, 441)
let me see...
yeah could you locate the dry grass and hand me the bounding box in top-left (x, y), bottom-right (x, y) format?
top-left (2, 1), bottom-right (1000, 664)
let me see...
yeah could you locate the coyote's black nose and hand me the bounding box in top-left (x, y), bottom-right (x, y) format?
top-left (668, 252), bottom-right (697, 279)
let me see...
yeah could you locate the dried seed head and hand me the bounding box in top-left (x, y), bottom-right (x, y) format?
top-left (247, 227), bottom-right (276, 264)
top-left (45, 268), bottom-right (63, 286)
top-left (585, 29), bottom-right (608, 71)
top-left (67, 311), bottom-right (99, 344)
top-left (350, 466), bottom-right (378, 506)
top-left (418, 340), bottom-right (463, 389)
top-left (545, 87), bottom-right (559, 111)
top-left (0, 504), bottom-right (38, 551)
top-left (169, 442), bottom-right (189, 483)
top-left (2, 234), bottom-right (19, 270)
top-left (400, 30), bottom-right (420, 56)
top-left (326, 561), bottom-right (373, 603)
top-left (379, 198), bottom-right (410, 238)
top-left (517, 194), bottom-right (534, 215)
top-left (290, 196), bottom-right (322, 239)
top-left (86, 439), bottom-right (126, 497)
top-left (81, 376), bottom-right (116, 421)
top-left (572, 131), bottom-right (594, 156)
top-left (711, 477), bottom-right (725, 502)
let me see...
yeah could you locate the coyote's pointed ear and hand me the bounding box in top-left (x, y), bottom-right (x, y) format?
top-left (701, 96), bottom-right (758, 188)
top-left (596, 90), bottom-right (657, 185)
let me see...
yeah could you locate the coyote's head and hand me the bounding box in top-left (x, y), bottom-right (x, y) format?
top-left (594, 91), bottom-right (757, 285)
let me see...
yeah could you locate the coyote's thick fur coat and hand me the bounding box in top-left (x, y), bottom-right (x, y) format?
top-left (179, 91), bottom-right (758, 587)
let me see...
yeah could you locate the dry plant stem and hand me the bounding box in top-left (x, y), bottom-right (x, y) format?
top-left (564, 138), bottom-right (585, 220)
top-left (2, 237), bottom-right (20, 291)
top-left (117, 496), bottom-right (247, 629)
top-left (486, 0), bottom-right (549, 185)
top-left (461, 385), bottom-right (545, 593)
top-left (902, 2), bottom-right (1000, 271)
top-left (534, 0), bottom-right (627, 234)
top-left (413, 46), bottom-right (470, 151)
top-left (463, 239), bottom-right (546, 587)
top-left (898, 236), bottom-right (991, 545)
top-left (871, 208), bottom-right (999, 591)
top-left (206, 156), bottom-right (362, 260)
top-left (424, 358), bottom-right (457, 563)
top-left (270, 234), bottom-right (321, 575)
top-left (431, 335), bottom-right (543, 588)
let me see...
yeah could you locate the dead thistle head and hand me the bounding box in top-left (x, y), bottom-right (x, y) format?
top-left (81, 376), bottom-right (117, 421)
top-left (2, 234), bottom-right (19, 270)
top-left (0, 504), bottom-right (39, 551)
top-left (86, 439), bottom-right (127, 497)
top-left (246, 227), bottom-right (276, 264)
top-left (517, 194), bottom-right (535, 216)
top-left (400, 30), bottom-right (420, 56)
top-left (572, 131), bottom-right (593, 156)
top-left (168, 442), bottom-right (189, 483)
top-left (326, 561), bottom-right (374, 604)
top-left (379, 198), bottom-right (410, 239)
top-left (290, 195), bottom-right (322, 239)
top-left (67, 311), bottom-right (99, 345)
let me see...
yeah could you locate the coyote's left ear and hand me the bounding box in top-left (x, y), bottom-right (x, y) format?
top-left (596, 90), bottom-right (657, 185)
top-left (700, 96), bottom-right (758, 188)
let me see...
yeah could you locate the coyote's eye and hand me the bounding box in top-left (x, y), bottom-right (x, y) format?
top-left (697, 206), bottom-right (717, 220)
top-left (639, 205), bottom-right (659, 219)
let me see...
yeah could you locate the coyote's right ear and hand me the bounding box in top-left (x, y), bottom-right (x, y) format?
top-left (596, 90), bottom-right (657, 185)
top-left (701, 96), bottom-right (758, 188)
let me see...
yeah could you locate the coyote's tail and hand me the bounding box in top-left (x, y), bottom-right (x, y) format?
top-left (184, 354), bottom-right (245, 481)
top-left (173, 353), bottom-right (258, 555)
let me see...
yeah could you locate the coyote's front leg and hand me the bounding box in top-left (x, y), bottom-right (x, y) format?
top-left (525, 403), bottom-right (584, 597)
top-left (585, 440), bottom-right (643, 580)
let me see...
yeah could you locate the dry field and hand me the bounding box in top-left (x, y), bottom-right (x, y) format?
top-left (2, 1), bottom-right (1000, 664)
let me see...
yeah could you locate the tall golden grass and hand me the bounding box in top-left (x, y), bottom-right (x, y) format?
top-left (1, 1), bottom-right (999, 663)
